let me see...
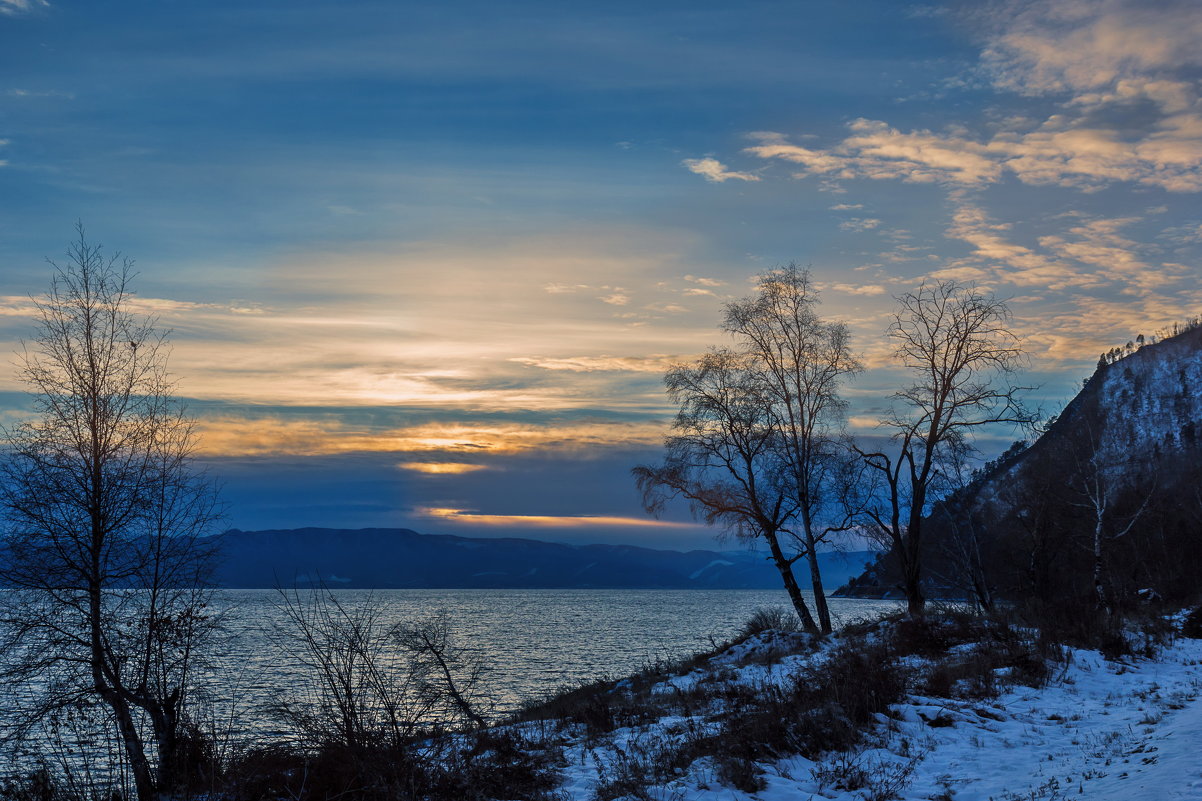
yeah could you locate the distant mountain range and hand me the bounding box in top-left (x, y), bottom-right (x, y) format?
top-left (209, 527), bottom-right (876, 590)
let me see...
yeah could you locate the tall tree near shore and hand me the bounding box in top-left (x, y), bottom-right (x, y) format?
top-left (859, 280), bottom-right (1033, 617)
top-left (634, 349), bottom-right (821, 633)
top-left (722, 266), bottom-right (862, 633)
top-left (636, 266), bottom-right (862, 634)
top-left (0, 228), bottom-right (221, 801)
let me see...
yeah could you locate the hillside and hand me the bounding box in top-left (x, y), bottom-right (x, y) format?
top-left (531, 613), bottom-right (1202, 800)
top-left (210, 527), bottom-right (875, 590)
top-left (839, 323), bottom-right (1202, 608)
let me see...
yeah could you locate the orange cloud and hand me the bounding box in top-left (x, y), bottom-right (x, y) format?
top-left (682, 157), bottom-right (760, 183)
top-left (397, 462), bottom-right (489, 474)
top-left (416, 506), bottom-right (694, 529)
top-left (192, 415), bottom-right (665, 457)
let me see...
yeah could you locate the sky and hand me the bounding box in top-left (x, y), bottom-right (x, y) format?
top-left (1, 0), bottom-right (1199, 549)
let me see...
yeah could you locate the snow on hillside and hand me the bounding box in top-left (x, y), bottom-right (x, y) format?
top-left (539, 624), bottom-right (1202, 800)
top-left (1098, 331), bottom-right (1202, 455)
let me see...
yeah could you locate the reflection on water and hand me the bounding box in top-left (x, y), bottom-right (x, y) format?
top-left (208, 588), bottom-right (901, 731)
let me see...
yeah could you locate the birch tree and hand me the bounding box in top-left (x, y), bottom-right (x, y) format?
top-left (722, 265), bottom-right (862, 633)
top-left (0, 228), bottom-right (221, 801)
top-left (634, 349), bottom-right (820, 633)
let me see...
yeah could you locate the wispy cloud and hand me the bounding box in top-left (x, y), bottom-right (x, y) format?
top-left (682, 157), bottom-right (760, 183)
top-left (0, 0), bottom-right (49, 16)
top-left (396, 461), bottom-right (489, 475)
top-left (416, 506), bottom-right (694, 529)
top-left (982, 0), bottom-right (1202, 95)
top-left (829, 283), bottom-right (887, 296)
top-left (839, 217), bottom-right (882, 232)
top-left (510, 354), bottom-right (680, 373)
top-left (1, 227), bottom-right (725, 411)
top-left (938, 202), bottom-right (1187, 297)
top-left (743, 132), bottom-right (845, 177)
top-left (191, 415), bottom-right (665, 458)
top-left (6, 88), bottom-right (74, 99)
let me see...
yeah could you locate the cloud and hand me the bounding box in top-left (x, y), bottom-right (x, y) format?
top-left (0, 294), bottom-right (37, 316)
top-left (842, 120), bottom-right (1004, 185)
top-left (543, 282), bottom-right (591, 294)
top-left (396, 461), bottom-right (489, 474)
top-left (6, 89), bottom-right (74, 99)
top-left (683, 274), bottom-right (726, 287)
top-left (981, 0), bottom-right (1202, 95)
top-left (682, 157), bottom-right (760, 183)
top-left (742, 132), bottom-right (845, 176)
top-left (1, 226), bottom-right (732, 413)
top-left (510, 354), bottom-right (679, 373)
top-left (919, 199), bottom-right (1202, 364)
top-left (415, 506), bottom-right (693, 530)
top-left (746, 122), bottom-right (1003, 186)
top-left (839, 217), bottom-right (882, 232)
top-left (942, 204), bottom-right (1087, 290)
top-left (0, 0), bottom-right (49, 15)
top-left (829, 283), bottom-right (887, 296)
top-left (736, 2), bottom-right (1202, 193)
top-left (1020, 291), bottom-right (1202, 363)
top-left (191, 415), bottom-right (666, 458)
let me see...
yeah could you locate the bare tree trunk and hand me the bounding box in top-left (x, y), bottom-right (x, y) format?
top-left (764, 531), bottom-right (818, 634)
top-left (901, 529), bottom-right (925, 618)
top-left (803, 530), bottom-right (832, 634)
top-left (108, 692), bottom-right (157, 801)
top-left (1093, 516), bottom-right (1110, 616)
top-left (149, 700), bottom-right (181, 795)
top-left (902, 479), bottom-right (928, 617)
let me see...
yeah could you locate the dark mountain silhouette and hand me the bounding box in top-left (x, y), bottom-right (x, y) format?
top-left (210, 527), bottom-right (876, 590)
top-left (839, 321), bottom-right (1202, 609)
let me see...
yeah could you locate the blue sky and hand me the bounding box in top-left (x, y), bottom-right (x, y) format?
top-left (2, 0), bottom-right (1200, 547)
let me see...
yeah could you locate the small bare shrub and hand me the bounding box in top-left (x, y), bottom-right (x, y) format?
top-left (738, 606), bottom-right (800, 639)
top-left (811, 751), bottom-right (870, 791)
top-left (813, 752), bottom-right (920, 801)
top-left (220, 729), bottom-right (565, 801)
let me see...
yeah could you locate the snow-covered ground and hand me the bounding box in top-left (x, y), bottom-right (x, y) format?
top-left (542, 626), bottom-right (1202, 800)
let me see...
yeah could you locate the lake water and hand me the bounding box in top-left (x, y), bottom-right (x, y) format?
top-left (209, 588), bottom-right (901, 731)
top-left (0, 588), bottom-right (902, 776)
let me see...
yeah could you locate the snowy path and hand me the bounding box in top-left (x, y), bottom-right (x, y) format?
top-left (896, 642), bottom-right (1202, 801)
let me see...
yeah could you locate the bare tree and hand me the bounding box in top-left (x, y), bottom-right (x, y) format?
top-left (0, 228), bottom-right (221, 801)
top-left (723, 265), bottom-right (862, 633)
top-left (858, 280), bottom-right (1033, 617)
top-left (270, 587), bottom-right (491, 750)
top-left (1068, 428), bottom-right (1152, 616)
top-left (634, 349), bottom-right (820, 633)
